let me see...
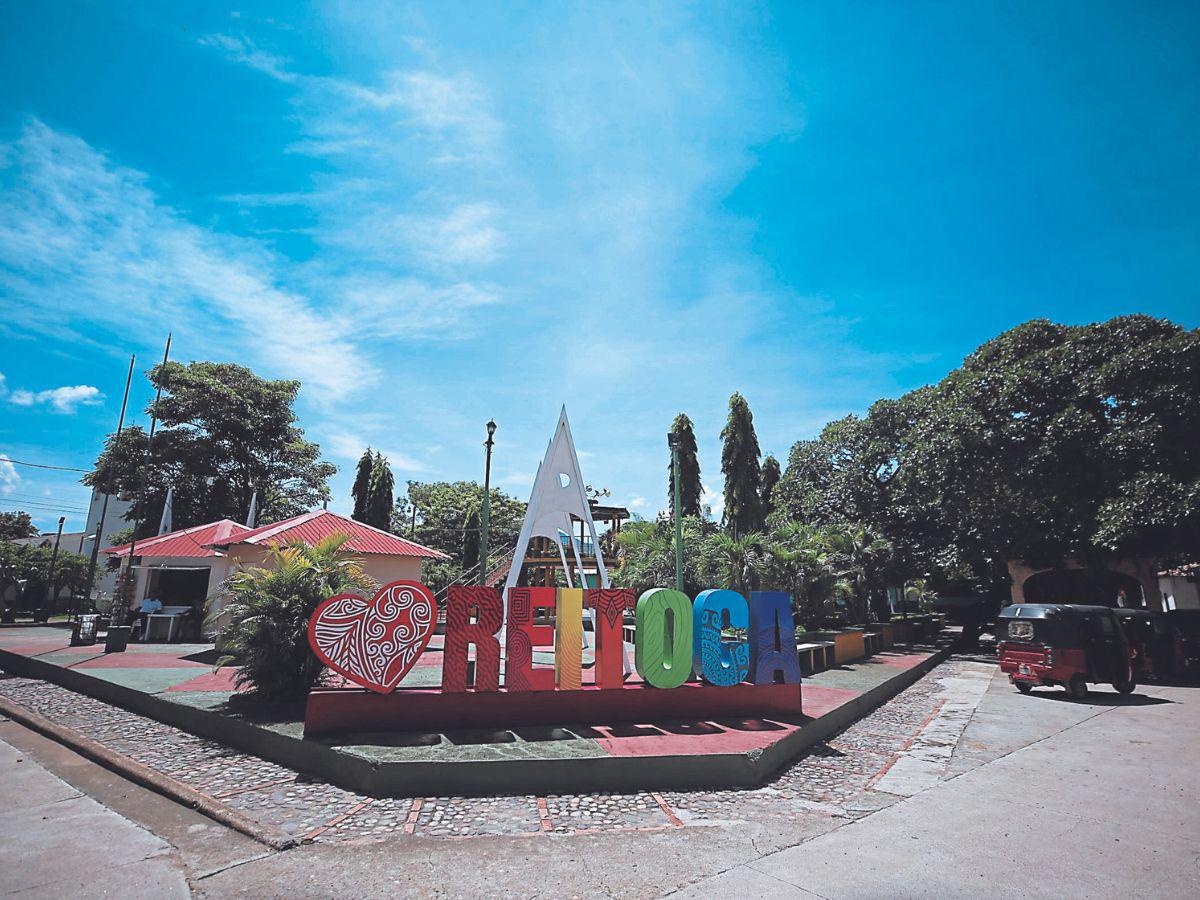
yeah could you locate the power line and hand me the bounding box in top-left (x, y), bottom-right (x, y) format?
top-left (0, 499), bottom-right (89, 515)
top-left (0, 457), bottom-right (92, 473)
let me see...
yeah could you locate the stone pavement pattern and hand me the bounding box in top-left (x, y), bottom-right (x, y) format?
top-left (6, 656), bottom-right (1195, 898)
top-left (0, 657), bottom-right (967, 843)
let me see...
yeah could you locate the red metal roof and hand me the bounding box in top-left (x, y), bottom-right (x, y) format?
top-left (103, 519), bottom-right (250, 559)
top-left (209, 510), bottom-right (448, 559)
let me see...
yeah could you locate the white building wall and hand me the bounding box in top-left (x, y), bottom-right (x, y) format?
top-left (1158, 575), bottom-right (1200, 610)
top-left (202, 549), bottom-right (424, 637)
top-left (82, 488), bottom-right (133, 600)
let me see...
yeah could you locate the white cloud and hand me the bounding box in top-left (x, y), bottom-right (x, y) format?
top-left (0, 120), bottom-right (374, 403)
top-left (0, 454), bottom-right (19, 494)
top-left (198, 34), bottom-right (296, 83)
top-left (700, 482), bottom-right (724, 521)
top-left (627, 495), bottom-right (648, 509)
top-left (323, 430), bottom-right (429, 475)
top-left (7, 384), bottom-right (103, 413)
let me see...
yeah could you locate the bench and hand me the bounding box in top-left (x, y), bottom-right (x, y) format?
top-left (796, 641), bottom-right (836, 674)
top-left (864, 632), bottom-right (883, 656)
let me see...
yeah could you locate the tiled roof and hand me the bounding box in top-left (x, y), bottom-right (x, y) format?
top-left (103, 519), bottom-right (250, 559)
top-left (209, 510), bottom-right (448, 559)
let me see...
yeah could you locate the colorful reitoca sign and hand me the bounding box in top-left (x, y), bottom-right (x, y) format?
top-left (306, 580), bottom-right (801, 695)
top-left (303, 407), bottom-right (802, 734)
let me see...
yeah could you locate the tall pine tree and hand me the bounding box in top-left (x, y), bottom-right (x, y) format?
top-left (668, 413), bottom-right (704, 518)
top-left (760, 454), bottom-right (781, 520)
top-left (364, 452), bottom-right (395, 530)
top-left (351, 448), bottom-right (373, 521)
top-left (720, 392), bottom-right (763, 537)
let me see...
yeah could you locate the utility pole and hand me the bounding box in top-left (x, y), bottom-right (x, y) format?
top-left (479, 419), bottom-right (497, 584)
top-left (668, 430), bottom-right (684, 593)
top-left (43, 516), bottom-right (65, 621)
top-left (118, 333), bottom-right (172, 629)
top-left (84, 355), bottom-right (135, 613)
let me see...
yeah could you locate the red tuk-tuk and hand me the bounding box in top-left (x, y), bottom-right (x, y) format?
top-left (998, 604), bottom-right (1135, 699)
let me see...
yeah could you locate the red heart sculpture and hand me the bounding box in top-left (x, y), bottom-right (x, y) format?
top-left (308, 580), bottom-right (436, 694)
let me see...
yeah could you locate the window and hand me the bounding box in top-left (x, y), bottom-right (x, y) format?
top-left (1009, 621), bottom-right (1034, 641)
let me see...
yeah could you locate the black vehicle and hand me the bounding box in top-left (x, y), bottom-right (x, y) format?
top-left (997, 604), bottom-right (1135, 699)
top-left (1114, 609), bottom-right (1175, 681)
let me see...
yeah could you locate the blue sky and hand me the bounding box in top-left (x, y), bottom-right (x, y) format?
top-left (1, 1), bottom-right (1197, 534)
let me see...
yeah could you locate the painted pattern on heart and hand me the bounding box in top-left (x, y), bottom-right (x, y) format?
top-left (308, 580), bottom-right (436, 693)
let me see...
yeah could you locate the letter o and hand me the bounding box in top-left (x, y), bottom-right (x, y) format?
top-left (635, 588), bottom-right (693, 689)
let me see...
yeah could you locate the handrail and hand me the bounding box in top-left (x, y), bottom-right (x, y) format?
top-left (433, 545), bottom-right (516, 605)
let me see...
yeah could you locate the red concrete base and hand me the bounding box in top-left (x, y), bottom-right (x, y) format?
top-left (304, 681), bottom-right (804, 736)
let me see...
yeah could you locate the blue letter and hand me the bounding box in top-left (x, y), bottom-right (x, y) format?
top-left (749, 591), bottom-right (802, 685)
top-left (692, 589), bottom-right (750, 686)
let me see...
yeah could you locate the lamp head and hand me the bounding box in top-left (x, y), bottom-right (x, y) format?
top-left (486, 419), bottom-right (497, 438)
top-left (667, 431), bottom-right (681, 450)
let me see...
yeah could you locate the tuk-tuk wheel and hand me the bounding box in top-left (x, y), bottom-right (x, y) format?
top-left (1015, 681), bottom-right (1033, 694)
top-left (1067, 676), bottom-right (1088, 700)
top-left (1114, 678), bottom-right (1136, 695)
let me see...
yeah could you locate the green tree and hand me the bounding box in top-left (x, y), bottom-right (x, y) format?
top-left (720, 392), bottom-right (763, 537)
top-left (0, 542), bottom-right (96, 616)
top-left (0, 511), bottom-right (39, 541)
top-left (772, 315), bottom-right (1200, 603)
top-left (668, 413), bottom-right (703, 517)
top-left (364, 452), bottom-right (395, 531)
top-left (613, 515), bottom-right (717, 597)
top-left (351, 448), bottom-right (374, 520)
top-left (760, 455), bottom-right (781, 519)
top-left (699, 531), bottom-right (763, 596)
top-left (761, 524), bottom-right (841, 627)
top-left (85, 361), bottom-right (336, 536)
top-left (824, 524), bottom-right (892, 624)
top-left (212, 535), bottom-right (377, 700)
top-left (394, 481), bottom-right (526, 567)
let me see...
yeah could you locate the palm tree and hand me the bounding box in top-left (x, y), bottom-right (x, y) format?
top-left (211, 534), bottom-right (377, 700)
top-left (824, 525), bottom-right (891, 624)
top-left (701, 532), bottom-right (763, 596)
top-left (761, 522), bottom-right (843, 627)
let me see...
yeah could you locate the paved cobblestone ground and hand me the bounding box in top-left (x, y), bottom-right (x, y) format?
top-left (0, 659), bottom-right (985, 844)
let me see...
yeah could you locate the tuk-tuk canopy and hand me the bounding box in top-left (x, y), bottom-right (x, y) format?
top-left (998, 604), bottom-right (1123, 648)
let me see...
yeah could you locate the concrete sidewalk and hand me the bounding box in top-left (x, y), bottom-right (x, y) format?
top-left (0, 736), bottom-right (190, 898)
top-left (673, 671), bottom-right (1200, 899)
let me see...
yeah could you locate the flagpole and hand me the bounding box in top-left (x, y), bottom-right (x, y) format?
top-left (82, 354), bottom-right (135, 615)
top-left (116, 333), bottom-right (172, 629)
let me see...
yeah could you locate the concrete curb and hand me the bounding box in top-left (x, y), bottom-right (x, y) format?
top-left (0, 692), bottom-right (297, 851)
top-left (0, 643), bottom-right (951, 798)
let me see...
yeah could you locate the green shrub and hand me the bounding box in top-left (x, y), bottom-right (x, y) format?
top-left (211, 534), bottom-right (377, 700)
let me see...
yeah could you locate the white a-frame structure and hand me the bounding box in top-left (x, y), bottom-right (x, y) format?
top-left (504, 408), bottom-right (631, 671)
top-left (505, 407), bottom-right (609, 595)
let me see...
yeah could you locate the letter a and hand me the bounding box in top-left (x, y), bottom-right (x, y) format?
top-left (748, 591), bottom-right (802, 685)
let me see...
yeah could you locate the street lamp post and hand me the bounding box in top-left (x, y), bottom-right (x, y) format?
top-left (479, 419), bottom-right (497, 585)
top-left (667, 431), bottom-right (684, 593)
top-left (43, 516), bottom-right (66, 621)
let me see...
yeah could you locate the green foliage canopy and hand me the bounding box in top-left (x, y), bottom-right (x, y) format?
top-left (720, 393), bottom-right (764, 537)
top-left (668, 413), bottom-right (703, 517)
top-left (773, 315), bottom-right (1200, 588)
top-left (85, 361), bottom-right (336, 536)
top-left (0, 512), bottom-right (39, 541)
